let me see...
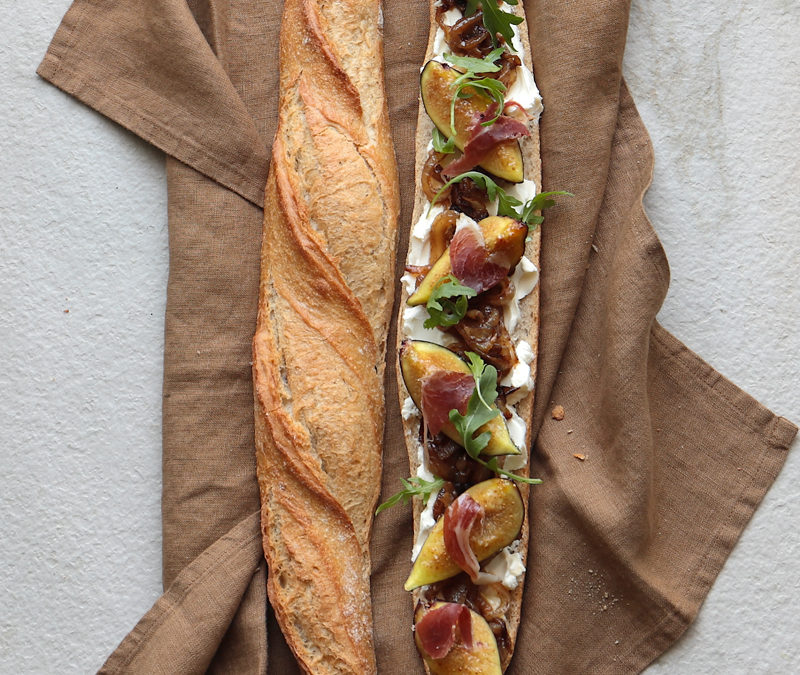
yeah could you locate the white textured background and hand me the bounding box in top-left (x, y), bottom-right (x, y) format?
top-left (1, 0), bottom-right (798, 672)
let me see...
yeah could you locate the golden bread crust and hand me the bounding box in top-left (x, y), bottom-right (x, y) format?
top-left (252, 0), bottom-right (398, 672)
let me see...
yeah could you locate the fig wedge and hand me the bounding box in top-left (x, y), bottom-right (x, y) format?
top-left (407, 216), bottom-right (526, 306)
top-left (421, 60), bottom-right (523, 183)
top-left (414, 602), bottom-right (503, 675)
top-left (399, 341), bottom-right (519, 457)
top-left (405, 478), bottom-right (523, 590)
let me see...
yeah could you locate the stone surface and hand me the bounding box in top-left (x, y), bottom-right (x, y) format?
top-left (1, 0), bottom-right (797, 673)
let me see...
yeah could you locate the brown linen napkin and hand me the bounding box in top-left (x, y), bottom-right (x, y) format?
top-left (38, 0), bottom-right (797, 673)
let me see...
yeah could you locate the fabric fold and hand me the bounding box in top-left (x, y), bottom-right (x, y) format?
top-left (36, 0), bottom-right (269, 207)
top-left (529, 0), bottom-right (633, 434)
top-left (98, 512), bottom-right (266, 674)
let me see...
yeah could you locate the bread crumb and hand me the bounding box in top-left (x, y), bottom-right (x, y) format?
top-left (552, 405), bottom-right (565, 420)
top-left (573, 453), bottom-right (586, 461)
top-left (567, 429), bottom-right (573, 434)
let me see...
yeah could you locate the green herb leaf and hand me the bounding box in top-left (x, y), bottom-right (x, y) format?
top-left (448, 352), bottom-right (543, 485)
top-left (485, 457), bottom-right (543, 484)
top-left (432, 127), bottom-right (456, 154)
top-left (424, 275), bottom-right (477, 329)
top-left (375, 476), bottom-right (446, 515)
top-left (465, 0), bottom-right (523, 50)
top-left (444, 47), bottom-right (505, 74)
top-left (449, 77), bottom-right (507, 136)
top-left (430, 171), bottom-right (570, 230)
top-left (520, 190), bottom-right (573, 226)
top-left (448, 352), bottom-right (501, 457)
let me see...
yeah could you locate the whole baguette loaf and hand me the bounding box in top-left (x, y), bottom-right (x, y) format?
top-left (395, 0), bottom-right (542, 671)
top-left (252, 0), bottom-right (398, 672)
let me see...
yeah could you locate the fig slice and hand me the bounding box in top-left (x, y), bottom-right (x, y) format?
top-left (414, 601), bottom-right (503, 675)
top-left (399, 341), bottom-right (519, 457)
top-left (407, 216), bottom-right (526, 307)
top-left (405, 478), bottom-right (523, 591)
top-left (421, 60), bottom-right (524, 183)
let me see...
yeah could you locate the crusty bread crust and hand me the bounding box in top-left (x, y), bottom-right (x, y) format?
top-left (396, 1), bottom-right (541, 671)
top-left (252, 0), bottom-right (399, 672)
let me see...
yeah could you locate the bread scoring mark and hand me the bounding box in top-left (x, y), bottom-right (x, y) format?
top-left (302, 0), bottom-right (363, 116)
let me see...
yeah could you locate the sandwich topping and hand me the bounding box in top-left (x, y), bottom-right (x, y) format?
top-left (383, 1), bottom-right (570, 670)
top-left (415, 602), bottom-right (475, 659)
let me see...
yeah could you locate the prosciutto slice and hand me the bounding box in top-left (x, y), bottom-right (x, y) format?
top-left (416, 602), bottom-right (475, 660)
top-left (443, 493), bottom-right (485, 582)
top-left (420, 371), bottom-right (475, 436)
top-left (450, 222), bottom-right (507, 294)
top-left (442, 103), bottom-right (530, 178)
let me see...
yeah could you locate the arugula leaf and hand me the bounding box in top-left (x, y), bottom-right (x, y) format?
top-left (520, 190), bottom-right (573, 226)
top-left (465, 0), bottom-right (523, 50)
top-left (449, 77), bottom-right (507, 136)
top-left (448, 353), bottom-right (501, 457)
top-left (485, 456), bottom-right (543, 485)
top-left (376, 476), bottom-right (445, 515)
top-left (444, 47), bottom-right (505, 74)
top-left (448, 352), bottom-right (543, 485)
top-left (430, 171), bottom-right (570, 230)
top-left (424, 275), bottom-right (477, 329)
top-left (432, 127), bottom-right (456, 154)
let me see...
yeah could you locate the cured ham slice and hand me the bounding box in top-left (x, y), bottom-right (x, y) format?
top-left (443, 493), bottom-right (485, 582)
top-left (442, 103), bottom-right (530, 178)
top-left (420, 371), bottom-right (475, 435)
top-left (450, 222), bottom-right (507, 294)
top-left (415, 602), bottom-right (474, 659)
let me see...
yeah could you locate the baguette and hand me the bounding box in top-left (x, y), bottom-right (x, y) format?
top-left (392, 1), bottom-right (543, 671)
top-left (251, 0), bottom-right (398, 672)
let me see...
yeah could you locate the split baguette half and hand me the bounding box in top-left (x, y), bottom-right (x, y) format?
top-left (395, 1), bottom-right (541, 671)
top-left (252, 0), bottom-right (398, 672)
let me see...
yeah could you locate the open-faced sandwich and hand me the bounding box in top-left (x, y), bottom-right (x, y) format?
top-left (379, 1), bottom-right (568, 672)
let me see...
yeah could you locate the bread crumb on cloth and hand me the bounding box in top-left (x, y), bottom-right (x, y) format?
top-left (552, 404), bottom-right (565, 420)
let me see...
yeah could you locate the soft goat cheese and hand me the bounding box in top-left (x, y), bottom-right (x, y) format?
top-left (482, 540), bottom-right (526, 590)
top-left (412, 442), bottom-right (439, 561)
top-left (504, 256), bottom-right (539, 334)
top-left (503, 407), bottom-right (528, 470)
top-left (506, 62), bottom-right (543, 119)
top-left (402, 396), bottom-right (420, 421)
top-left (403, 304), bottom-right (460, 346)
top-left (500, 340), bottom-right (536, 405)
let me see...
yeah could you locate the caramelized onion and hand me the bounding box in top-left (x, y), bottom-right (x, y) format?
top-left (476, 584), bottom-right (511, 624)
top-left (422, 573), bottom-right (480, 612)
top-left (423, 428), bottom-right (493, 488)
top-left (450, 177), bottom-right (489, 221)
top-left (495, 52), bottom-right (521, 88)
top-left (430, 210), bottom-right (458, 263)
top-left (452, 285), bottom-right (518, 378)
top-left (422, 150), bottom-right (450, 204)
top-left (405, 264), bottom-right (433, 277)
top-left (442, 10), bottom-right (494, 58)
top-left (432, 482), bottom-right (458, 521)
